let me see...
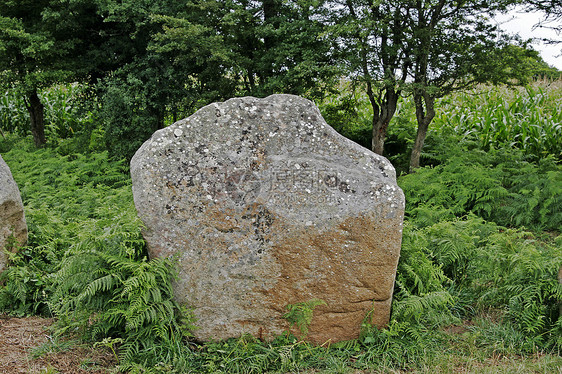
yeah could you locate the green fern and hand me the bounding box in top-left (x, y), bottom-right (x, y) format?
top-left (283, 299), bottom-right (327, 339)
top-left (399, 147), bottom-right (562, 231)
top-left (1, 145), bottom-right (196, 369)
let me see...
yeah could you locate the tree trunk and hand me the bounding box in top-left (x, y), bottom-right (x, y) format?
top-left (262, 0), bottom-right (280, 80)
top-left (263, 0), bottom-right (280, 47)
top-left (409, 92), bottom-right (435, 172)
top-left (371, 89), bottom-right (399, 156)
top-left (25, 90), bottom-right (46, 147)
top-left (409, 120), bottom-right (429, 172)
top-left (371, 117), bottom-right (388, 155)
top-left (344, 0), bottom-right (402, 156)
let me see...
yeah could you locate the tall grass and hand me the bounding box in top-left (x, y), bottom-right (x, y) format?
top-left (0, 90), bottom-right (27, 137)
top-left (432, 80), bottom-right (562, 162)
top-left (41, 84), bottom-right (98, 143)
top-left (0, 85), bottom-right (101, 152)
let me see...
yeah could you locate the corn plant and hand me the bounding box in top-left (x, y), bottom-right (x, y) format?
top-left (0, 90), bottom-right (28, 137)
top-left (40, 84), bottom-right (97, 142)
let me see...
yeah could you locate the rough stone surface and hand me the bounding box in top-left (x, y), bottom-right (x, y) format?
top-left (0, 155), bottom-right (27, 274)
top-left (130, 94), bottom-right (405, 344)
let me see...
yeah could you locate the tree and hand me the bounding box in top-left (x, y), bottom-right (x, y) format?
top-left (185, 0), bottom-right (337, 99)
top-left (0, 0), bottom-right (186, 153)
top-left (1, 0), bottom-right (337, 157)
top-left (93, 0), bottom-right (237, 160)
top-left (524, 0), bottom-right (562, 35)
top-left (0, 3), bottom-right (58, 146)
top-left (328, 0), bottom-right (535, 171)
top-left (405, 1), bottom-right (538, 171)
top-left (523, 0), bottom-right (562, 69)
top-left (0, 0), bottom-right (109, 147)
top-left (329, 1), bottom-right (412, 155)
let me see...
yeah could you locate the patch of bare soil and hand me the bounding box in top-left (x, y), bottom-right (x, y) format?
top-left (0, 315), bottom-right (116, 374)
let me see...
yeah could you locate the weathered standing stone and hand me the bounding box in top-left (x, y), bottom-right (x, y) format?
top-left (131, 94), bottom-right (405, 344)
top-left (0, 154), bottom-right (27, 274)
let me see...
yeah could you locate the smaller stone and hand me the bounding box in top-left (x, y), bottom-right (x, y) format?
top-left (0, 155), bottom-right (27, 274)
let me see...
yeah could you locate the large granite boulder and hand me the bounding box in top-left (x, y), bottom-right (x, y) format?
top-left (131, 94), bottom-right (405, 344)
top-left (0, 155), bottom-right (27, 274)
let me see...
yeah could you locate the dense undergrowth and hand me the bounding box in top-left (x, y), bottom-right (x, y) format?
top-left (0, 80), bottom-right (561, 372)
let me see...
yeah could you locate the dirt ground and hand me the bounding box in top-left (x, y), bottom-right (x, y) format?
top-left (0, 314), bottom-right (116, 374)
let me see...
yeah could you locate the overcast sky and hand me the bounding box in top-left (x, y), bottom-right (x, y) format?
top-left (495, 7), bottom-right (562, 70)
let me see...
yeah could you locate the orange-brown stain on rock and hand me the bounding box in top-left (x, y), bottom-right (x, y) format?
top-left (258, 212), bottom-right (402, 344)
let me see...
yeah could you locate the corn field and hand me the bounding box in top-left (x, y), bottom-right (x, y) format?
top-left (0, 90), bottom-right (27, 137)
top-left (0, 84), bottom-right (95, 142)
top-left (434, 80), bottom-right (562, 161)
